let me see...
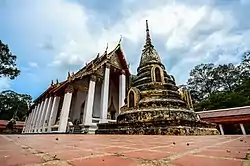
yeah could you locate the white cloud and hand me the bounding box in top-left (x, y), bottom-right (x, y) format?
top-left (28, 62), bottom-right (39, 68)
top-left (3, 0), bottom-right (250, 91)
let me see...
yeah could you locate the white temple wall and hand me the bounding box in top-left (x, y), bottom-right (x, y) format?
top-left (92, 81), bottom-right (102, 118)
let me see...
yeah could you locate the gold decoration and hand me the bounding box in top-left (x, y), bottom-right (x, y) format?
top-left (74, 83), bottom-right (89, 92)
top-left (110, 53), bottom-right (123, 69)
top-left (67, 71), bottom-right (73, 82)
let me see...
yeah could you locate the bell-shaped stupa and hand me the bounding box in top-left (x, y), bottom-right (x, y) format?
top-left (96, 20), bottom-right (219, 135)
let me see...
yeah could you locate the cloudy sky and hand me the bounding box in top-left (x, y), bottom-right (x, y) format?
top-left (1, 0), bottom-right (250, 99)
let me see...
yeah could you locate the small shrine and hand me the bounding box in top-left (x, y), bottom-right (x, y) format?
top-left (96, 20), bottom-right (220, 135)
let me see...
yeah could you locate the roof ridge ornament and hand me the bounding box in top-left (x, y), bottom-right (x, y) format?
top-left (105, 43), bottom-right (108, 55)
top-left (118, 35), bottom-right (122, 45)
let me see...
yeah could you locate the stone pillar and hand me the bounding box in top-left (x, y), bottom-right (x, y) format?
top-left (240, 123), bottom-right (246, 135)
top-left (39, 98), bottom-right (49, 132)
top-left (42, 96), bottom-right (54, 132)
top-left (119, 70), bottom-right (126, 113)
top-left (22, 117), bottom-right (28, 133)
top-left (219, 124), bottom-right (224, 135)
top-left (30, 105), bottom-right (38, 133)
top-left (48, 96), bottom-right (60, 132)
top-left (26, 111), bottom-right (33, 133)
top-left (24, 113), bottom-right (31, 133)
top-left (58, 85), bottom-right (74, 132)
top-left (29, 106), bottom-right (37, 133)
top-left (83, 75), bottom-right (96, 126)
top-left (100, 64), bottom-right (110, 123)
top-left (35, 101), bottom-right (45, 132)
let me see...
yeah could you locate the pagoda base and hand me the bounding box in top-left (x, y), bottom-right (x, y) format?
top-left (96, 119), bottom-right (220, 135)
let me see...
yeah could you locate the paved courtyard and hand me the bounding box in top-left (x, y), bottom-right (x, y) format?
top-left (0, 134), bottom-right (249, 166)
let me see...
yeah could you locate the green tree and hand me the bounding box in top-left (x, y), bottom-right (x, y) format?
top-left (241, 51), bottom-right (250, 78)
top-left (0, 40), bottom-right (20, 79)
top-left (187, 63), bottom-right (218, 102)
top-left (0, 90), bottom-right (32, 121)
top-left (213, 63), bottom-right (241, 92)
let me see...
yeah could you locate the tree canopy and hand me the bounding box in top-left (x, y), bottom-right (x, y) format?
top-left (187, 51), bottom-right (250, 111)
top-left (0, 90), bottom-right (32, 121)
top-left (0, 40), bottom-right (20, 79)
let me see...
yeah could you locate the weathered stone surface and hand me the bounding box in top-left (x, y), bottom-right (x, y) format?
top-left (96, 20), bottom-right (219, 135)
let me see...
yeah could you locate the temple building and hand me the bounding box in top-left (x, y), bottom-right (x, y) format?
top-left (197, 106), bottom-right (250, 135)
top-left (22, 41), bottom-right (130, 134)
top-left (96, 20), bottom-right (219, 135)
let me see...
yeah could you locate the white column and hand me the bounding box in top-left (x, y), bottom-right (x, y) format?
top-left (48, 96), bottom-right (60, 132)
top-left (24, 114), bottom-right (30, 133)
top-left (219, 124), bottom-right (224, 135)
top-left (22, 117), bottom-right (28, 133)
top-left (83, 75), bottom-right (96, 126)
top-left (100, 65), bottom-right (110, 123)
top-left (29, 106), bottom-right (37, 133)
top-left (240, 123), bottom-right (246, 135)
top-left (30, 105), bottom-right (39, 133)
top-left (58, 86), bottom-right (74, 132)
top-left (35, 101), bottom-right (45, 132)
top-left (119, 71), bottom-right (126, 114)
top-left (39, 98), bottom-right (49, 132)
top-left (25, 111), bottom-right (32, 133)
top-left (42, 96), bottom-right (53, 132)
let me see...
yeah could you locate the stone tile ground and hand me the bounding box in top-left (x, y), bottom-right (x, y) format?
top-left (0, 134), bottom-right (249, 166)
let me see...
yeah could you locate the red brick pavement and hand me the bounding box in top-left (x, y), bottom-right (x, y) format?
top-left (0, 134), bottom-right (249, 166)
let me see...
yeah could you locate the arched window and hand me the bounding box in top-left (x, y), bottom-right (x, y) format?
top-left (129, 91), bottom-right (135, 107)
top-left (155, 67), bottom-right (162, 82)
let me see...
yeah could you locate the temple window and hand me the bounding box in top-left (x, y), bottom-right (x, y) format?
top-left (151, 66), bottom-right (164, 83)
top-left (129, 91), bottom-right (135, 107)
top-left (155, 67), bottom-right (161, 82)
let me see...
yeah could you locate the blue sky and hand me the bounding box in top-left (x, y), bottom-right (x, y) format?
top-left (1, 0), bottom-right (250, 100)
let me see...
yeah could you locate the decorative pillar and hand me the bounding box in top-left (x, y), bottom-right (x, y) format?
top-left (219, 124), bottom-right (224, 135)
top-left (39, 97), bottom-right (49, 132)
top-left (83, 75), bottom-right (96, 126)
top-left (35, 101), bottom-right (45, 132)
top-left (100, 64), bottom-right (110, 123)
top-left (48, 95), bottom-right (61, 132)
top-left (42, 96), bottom-right (54, 132)
top-left (119, 70), bottom-right (126, 113)
top-left (58, 85), bottom-right (74, 132)
top-left (240, 123), bottom-right (246, 135)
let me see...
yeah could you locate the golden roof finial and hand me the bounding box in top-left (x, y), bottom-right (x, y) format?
top-left (68, 71), bottom-right (72, 82)
top-left (96, 53), bottom-right (100, 59)
top-left (105, 43), bottom-right (108, 54)
top-left (118, 35), bottom-right (122, 45)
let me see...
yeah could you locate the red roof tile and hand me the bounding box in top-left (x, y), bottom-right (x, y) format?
top-left (197, 106), bottom-right (250, 118)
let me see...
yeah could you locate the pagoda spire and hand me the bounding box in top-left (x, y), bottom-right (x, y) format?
top-left (144, 20), bottom-right (153, 49)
